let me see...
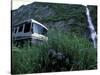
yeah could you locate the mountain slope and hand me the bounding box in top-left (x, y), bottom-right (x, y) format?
top-left (12, 2), bottom-right (97, 36)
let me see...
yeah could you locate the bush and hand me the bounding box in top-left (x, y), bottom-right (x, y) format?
top-left (12, 44), bottom-right (49, 74)
top-left (48, 30), bottom-right (97, 70)
top-left (12, 30), bottom-right (97, 74)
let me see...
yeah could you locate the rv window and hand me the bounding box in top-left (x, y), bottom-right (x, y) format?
top-left (18, 25), bottom-right (23, 32)
top-left (24, 22), bottom-right (31, 33)
top-left (31, 24), bottom-right (34, 33)
top-left (15, 28), bottom-right (17, 33)
top-left (34, 23), bottom-right (47, 36)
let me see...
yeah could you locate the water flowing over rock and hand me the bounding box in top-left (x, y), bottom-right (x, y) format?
top-left (86, 6), bottom-right (97, 48)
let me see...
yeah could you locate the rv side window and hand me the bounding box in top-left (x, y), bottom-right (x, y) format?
top-left (18, 25), bottom-right (23, 32)
top-left (31, 24), bottom-right (34, 33)
top-left (15, 28), bottom-right (17, 33)
top-left (24, 22), bottom-right (31, 33)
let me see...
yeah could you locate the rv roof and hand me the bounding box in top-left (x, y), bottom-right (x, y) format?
top-left (13, 19), bottom-right (48, 30)
top-left (31, 19), bottom-right (48, 30)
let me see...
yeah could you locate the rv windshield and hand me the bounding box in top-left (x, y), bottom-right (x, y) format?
top-left (34, 23), bottom-right (47, 36)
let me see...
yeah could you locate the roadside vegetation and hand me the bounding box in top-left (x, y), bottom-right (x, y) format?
top-left (12, 30), bottom-right (97, 74)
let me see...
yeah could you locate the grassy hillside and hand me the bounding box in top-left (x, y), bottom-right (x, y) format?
top-left (12, 30), bottom-right (97, 74)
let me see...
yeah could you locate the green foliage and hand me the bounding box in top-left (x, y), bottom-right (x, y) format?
top-left (12, 30), bottom-right (97, 74)
top-left (47, 30), bottom-right (97, 70)
top-left (12, 44), bottom-right (49, 74)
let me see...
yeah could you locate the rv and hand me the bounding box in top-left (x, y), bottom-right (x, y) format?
top-left (12, 19), bottom-right (48, 44)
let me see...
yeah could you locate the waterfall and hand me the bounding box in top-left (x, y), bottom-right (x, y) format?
top-left (86, 6), bottom-right (97, 48)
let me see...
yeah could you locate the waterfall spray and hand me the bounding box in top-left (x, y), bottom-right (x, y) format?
top-left (85, 6), bottom-right (97, 48)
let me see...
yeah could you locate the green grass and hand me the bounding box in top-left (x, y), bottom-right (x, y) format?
top-left (48, 30), bottom-right (97, 70)
top-left (12, 30), bottom-right (97, 74)
top-left (12, 44), bottom-right (48, 74)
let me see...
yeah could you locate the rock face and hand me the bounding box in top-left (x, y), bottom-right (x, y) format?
top-left (12, 2), bottom-right (97, 36)
top-left (48, 48), bottom-right (70, 71)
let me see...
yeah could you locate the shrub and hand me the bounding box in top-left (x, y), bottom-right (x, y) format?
top-left (12, 29), bottom-right (97, 74)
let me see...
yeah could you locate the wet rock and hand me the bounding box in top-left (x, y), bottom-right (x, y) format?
top-left (48, 49), bottom-right (69, 64)
top-left (48, 49), bottom-right (56, 59)
top-left (56, 52), bottom-right (66, 61)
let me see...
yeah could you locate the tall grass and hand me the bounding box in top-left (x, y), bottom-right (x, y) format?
top-left (48, 29), bottom-right (97, 70)
top-left (12, 43), bottom-right (49, 74)
top-left (12, 30), bottom-right (97, 74)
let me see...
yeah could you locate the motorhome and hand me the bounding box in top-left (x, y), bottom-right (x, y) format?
top-left (12, 19), bottom-right (48, 44)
